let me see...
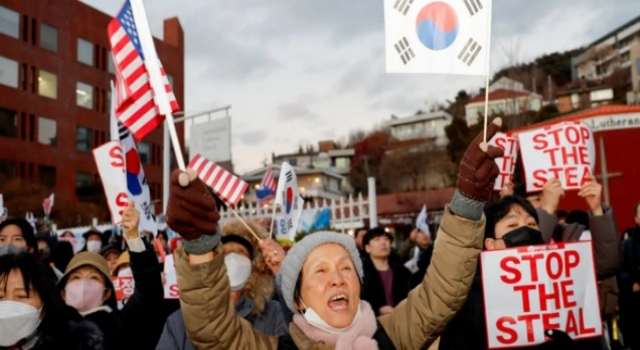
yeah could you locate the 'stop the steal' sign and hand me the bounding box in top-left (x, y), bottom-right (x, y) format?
top-left (488, 132), bottom-right (518, 191)
top-left (481, 241), bottom-right (602, 348)
top-left (518, 122), bottom-right (595, 192)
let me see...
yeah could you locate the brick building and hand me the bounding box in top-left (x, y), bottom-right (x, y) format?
top-left (0, 0), bottom-right (184, 209)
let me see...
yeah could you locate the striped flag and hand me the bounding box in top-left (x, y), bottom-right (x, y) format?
top-left (256, 167), bottom-right (276, 206)
top-left (43, 193), bottom-right (54, 217)
top-left (188, 154), bottom-right (248, 208)
top-left (107, 0), bottom-right (179, 140)
top-left (384, 0), bottom-right (492, 75)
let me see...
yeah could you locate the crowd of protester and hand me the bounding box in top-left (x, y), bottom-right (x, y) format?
top-left (1, 119), bottom-right (639, 349)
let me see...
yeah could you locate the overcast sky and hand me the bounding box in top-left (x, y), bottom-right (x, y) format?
top-left (82, 0), bottom-right (638, 173)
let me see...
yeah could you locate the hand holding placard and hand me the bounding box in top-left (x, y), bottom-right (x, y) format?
top-left (539, 178), bottom-right (565, 215)
top-left (122, 201), bottom-right (140, 240)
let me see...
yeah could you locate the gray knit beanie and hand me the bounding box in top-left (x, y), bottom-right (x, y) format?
top-left (277, 231), bottom-right (364, 314)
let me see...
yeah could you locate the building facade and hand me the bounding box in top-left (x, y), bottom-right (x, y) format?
top-left (556, 80), bottom-right (615, 113)
top-left (572, 15), bottom-right (640, 81)
top-left (0, 0), bottom-right (184, 208)
top-left (386, 110), bottom-right (452, 147)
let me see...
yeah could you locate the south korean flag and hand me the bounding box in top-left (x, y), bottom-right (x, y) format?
top-left (384, 0), bottom-right (492, 76)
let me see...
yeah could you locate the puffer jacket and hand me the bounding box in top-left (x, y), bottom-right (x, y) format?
top-left (536, 204), bottom-right (622, 319)
top-left (156, 295), bottom-right (287, 350)
top-left (174, 205), bottom-right (484, 349)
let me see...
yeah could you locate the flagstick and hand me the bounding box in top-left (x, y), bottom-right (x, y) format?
top-left (230, 208), bottom-right (262, 242)
top-left (269, 202), bottom-right (278, 239)
top-left (164, 116), bottom-right (186, 171)
top-left (482, 2), bottom-right (494, 144)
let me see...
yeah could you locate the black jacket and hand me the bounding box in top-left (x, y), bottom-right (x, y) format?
top-left (361, 259), bottom-right (412, 316)
top-left (83, 246), bottom-right (164, 350)
top-left (623, 226), bottom-right (640, 285)
top-left (439, 267), bottom-right (603, 350)
top-left (30, 315), bottom-right (104, 350)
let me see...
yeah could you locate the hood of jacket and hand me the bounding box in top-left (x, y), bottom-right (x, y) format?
top-left (36, 316), bottom-right (104, 350)
top-left (221, 219), bottom-right (274, 317)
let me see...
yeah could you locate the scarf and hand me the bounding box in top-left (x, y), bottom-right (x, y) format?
top-left (293, 301), bottom-right (379, 350)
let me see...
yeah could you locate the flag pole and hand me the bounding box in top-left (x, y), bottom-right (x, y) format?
top-left (269, 201), bottom-right (278, 239)
top-left (230, 208), bottom-right (262, 242)
top-left (129, 0), bottom-right (186, 171)
top-left (482, 2), bottom-right (494, 144)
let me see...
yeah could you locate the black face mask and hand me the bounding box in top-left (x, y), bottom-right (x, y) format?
top-left (501, 226), bottom-right (544, 248)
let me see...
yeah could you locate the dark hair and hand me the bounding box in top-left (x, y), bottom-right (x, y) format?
top-left (0, 253), bottom-right (75, 336)
top-left (634, 200), bottom-right (640, 217)
top-left (354, 227), bottom-right (367, 238)
top-left (156, 231), bottom-right (169, 242)
top-left (362, 227), bottom-right (393, 247)
top-left (50, 241), bottom-right (74, 273)
top-left (513, 183), bottom-right (541, 199)
top-left (555, 209), bottom-right (569, 220)
top-left (484, 196), bottom-right (539, 240)
top-left (0, 218), bottom-right (37, 252)
top-left (566, 210), bottom-right (589, 230)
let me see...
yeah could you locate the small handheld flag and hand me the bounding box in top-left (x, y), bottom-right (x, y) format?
top-left (416, 205), bottom-right (430, 237)
top-left (256, 167), bottom-right (277, 206)
top-left (188, 154), bottom-right (248, 208)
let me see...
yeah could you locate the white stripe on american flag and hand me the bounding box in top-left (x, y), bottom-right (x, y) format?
top-left (130, 107), bottom-right (159, 133)
top-left (109, 27), bottom-right (126, 48)
top-left (119, 93), bottom-right (154, 122)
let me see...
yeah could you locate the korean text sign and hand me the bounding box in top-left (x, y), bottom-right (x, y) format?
top-left (518, 122), bottom-right (595, 192)
top-left (488, 132), bottom-right (518, 191)
top-left (481, 242), bottom-right (601, 348)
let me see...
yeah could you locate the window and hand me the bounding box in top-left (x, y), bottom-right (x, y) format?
top-left (39, 165), bottom-right (56, 188)
top-left (77, 38), bottom-right (93, 65)
top-left (138, 142), bottom-right (151, 164)
top-left (76, 82), bottom-right (93, 109)
top-left (76, 172), bottom-right (92, 196)
top-left (38, 70), bottom-right (57, 99)
top-left (76, 126), bottom-right (92, 152)
top-left (40, 23), bottom-right (57, 52)
top-left (0, 55), bottom-right (18, 88)
top-left (38, 117), bottom-right (56, 146)
top-left (0, 107), bottom-right (17, 137)
top-left (0, 160), bottom-right (16, 178)
top-left (107, 51), bottom-right (114, 74)
top-left (0, 6), bottom-right (19, 39)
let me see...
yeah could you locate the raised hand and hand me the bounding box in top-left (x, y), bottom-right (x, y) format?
top-left (540, 178), bottom-right (565, 215)
top-left (259, 239), bottom-right (285, 275)
top-left (122, 200), bottom-right (140, 240)
top-left (457, 118), bottom-right (505, 202)
top-left (578, 175), bottom-right (603, 216)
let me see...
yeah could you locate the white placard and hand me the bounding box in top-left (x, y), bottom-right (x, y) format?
top-left (189, 117), bottom-right (231, 163)
top-left (518, 122), bottom-right (595, 192)
top-left (489, 132), bottom-right (518, 191)
top-left (163, 254), bottom-right (179, 299)
top-left (481, 242), bottom-right (602, 348)
top-left (93, 141), bottom-right (129, 225)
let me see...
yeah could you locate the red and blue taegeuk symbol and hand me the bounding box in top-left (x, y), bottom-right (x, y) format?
top-left (416, 2), bottom-right (459, 50)
top-left (125, 148), bottom-right (144, 196)
top-left (285, 187), bottom-right (294, 214)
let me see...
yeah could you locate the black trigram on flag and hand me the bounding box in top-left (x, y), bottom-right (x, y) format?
top-left (287, 218), bottom-right (293, 230)
top-left (285, 171), bottom-right (293, 182)
top-left (462, 0), bottom-right (483, 16)
top-left (394, 37), bottom-right (415, 65)
top-left (458, 38), bottom-right (482, 66)
top-left (393, 0), bottom-right (414, 15)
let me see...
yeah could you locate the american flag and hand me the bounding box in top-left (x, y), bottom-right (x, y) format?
top-left (107, 0), bottom-right (179, 140)
top-left (256, 167), bottom-right (276, 206)
top-left (188, 154), bottom-right (248, 208)
top-left (43, 193), bottom-right (54, 216)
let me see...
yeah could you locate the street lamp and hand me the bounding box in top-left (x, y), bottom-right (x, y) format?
top-left (162, 106), bottom-right (232, 213)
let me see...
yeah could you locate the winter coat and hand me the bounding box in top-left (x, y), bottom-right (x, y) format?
top-left (74, 247), bottom-right (164, 350)
top-left (174, 205), bottom-right (483, 349)
top-left (362, 259), bottom-right (412, 316)
top-left (29, 314), bottom-right (104, 350)
top-left (537, 205), bottom-right (622, 319)
top-left (156, 295), bottom-right (288, 350)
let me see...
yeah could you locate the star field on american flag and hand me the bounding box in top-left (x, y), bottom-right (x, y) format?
top-left (117, 1), bottom-right (144, 60)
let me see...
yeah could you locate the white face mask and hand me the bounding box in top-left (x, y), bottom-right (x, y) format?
top-left (300, 299), bottom-right (362, 334)
top-left (118, 267), bottom-right (133, 277)
top-left (224, 253), bottom-right (252, 291)
top-left (0, 300), bottom-right (41, 346)
top-left (87, 241), bottom-right (102, 253)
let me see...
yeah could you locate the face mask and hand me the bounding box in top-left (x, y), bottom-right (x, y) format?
top-left (86, 241), bottom-right (102, 253)
top-left (502, 226), bottom-right (544, 248)
top-left (224, 253), bottom-right (252, 291)
top-left (300, 299), bottom-right (362, 334)
top-left (0, 244), bottom-right (27, 257)
top-left (64, 279), bottom-right (106, 313)
top-left (118, 267), bottom-right (133, 277)
top-left (0, 300), bottom-right (41, 346)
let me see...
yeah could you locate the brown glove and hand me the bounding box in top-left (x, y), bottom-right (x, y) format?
top-left (166, 169), bottom-right (220, 241)
top-left (456, 118), bottom-right (504, 202)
